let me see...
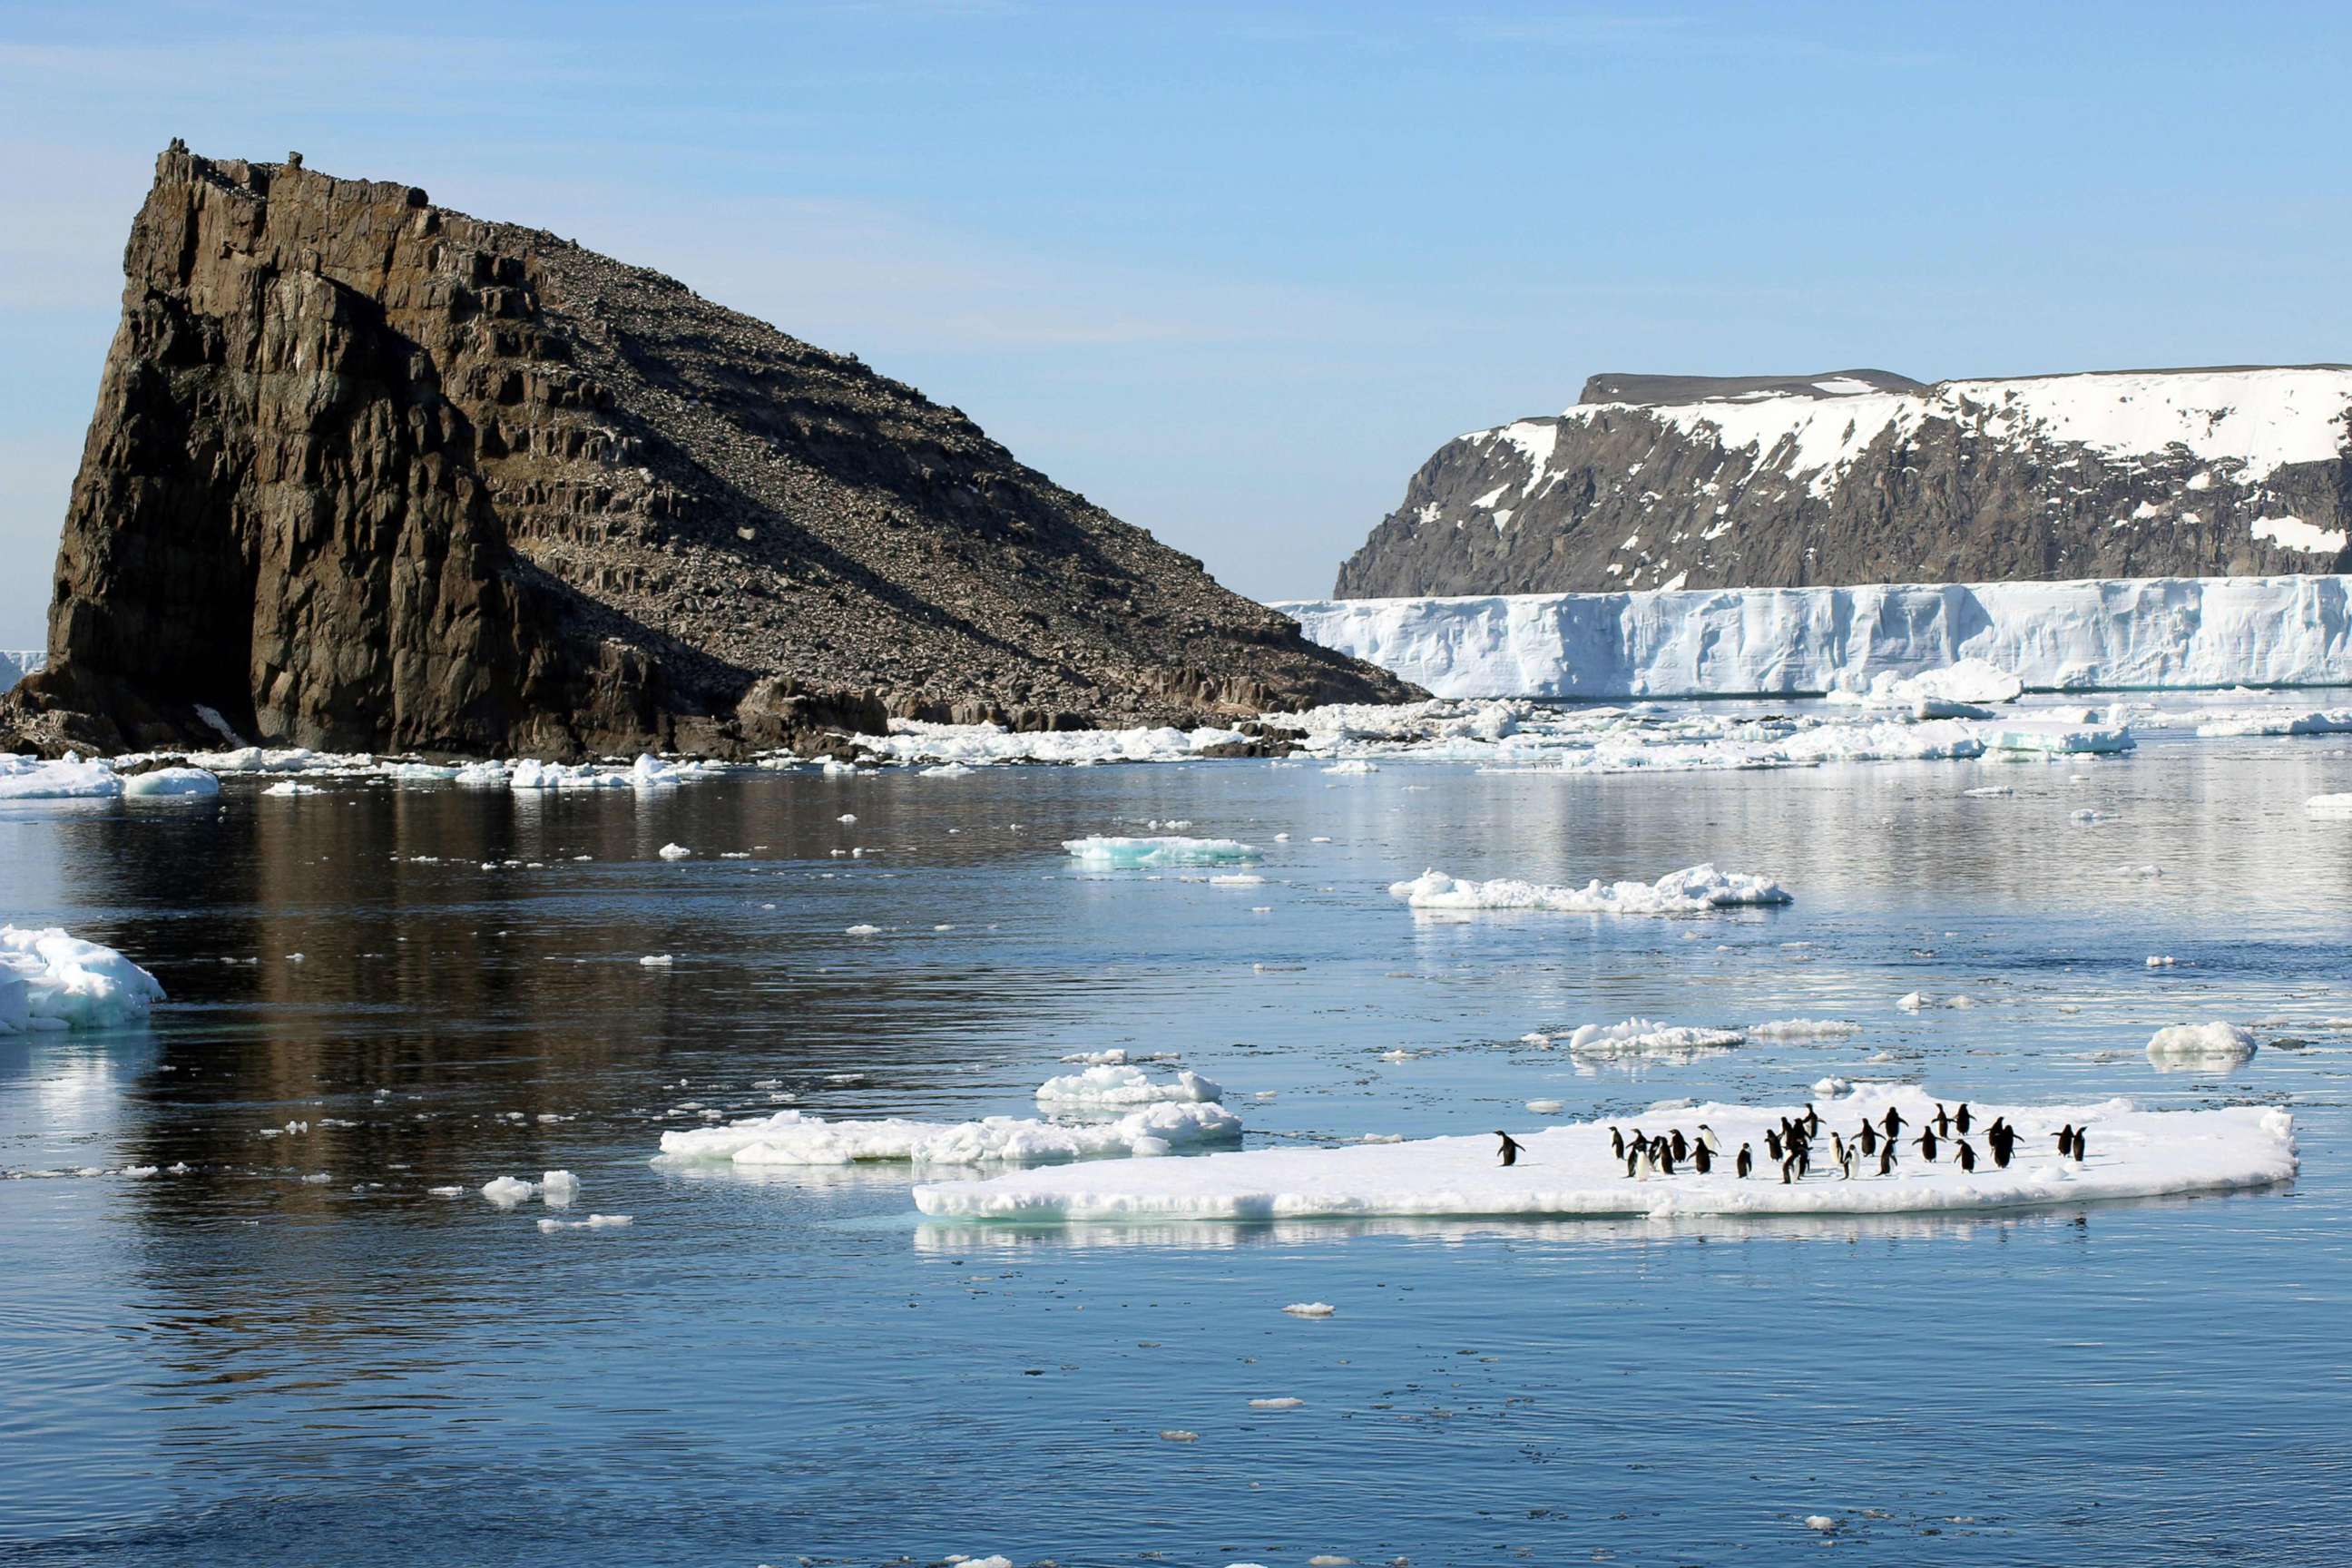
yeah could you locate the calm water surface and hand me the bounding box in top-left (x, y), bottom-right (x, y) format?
top-left (4, 702), bottom-right (2350, 1565)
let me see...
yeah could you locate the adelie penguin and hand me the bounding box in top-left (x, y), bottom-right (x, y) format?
top-left (1990, 1132), bottom-right (2014, 1170)
top-left (1877, 1142), bottom-right (1896, 1176)
top-left (2070, 1127), bottom-right (2088, 1161)
top-left (1735, 1143), bottom-right (1754, 1179)
top-left (1765, 1129), bottom-right (1784, 1161)
top-left (1495, 1132), bottom-right (1526, 1168)
top-left (1954, 1139), bottom-right (1977, 1173)
top-left (1609, 1126), bottom-right (1624, 1160)
top-left (1857, 1121), bottom-right (1878, 1157)
top-left (1697, 1123), bottom-right (1721, 1152)
top-left (1955, 1102), bottom-right (1973, 1135)
top-left (1690, 1142), bottom-right (1713, 1175)
top-left (1881, 1107), bottom-right (1906, 1138)
top-left (1934, 1102), bottom-right (1952, 1139)
top-left (1838, 1144), bottom-right (1857, 1181)
top-left (2054, 1123), bottom-right (2075, 1156)
top-left (1669, 1130), bottom-right (1689, 1162)
top-left (1915, 1128), bottom-right (1939, 1162)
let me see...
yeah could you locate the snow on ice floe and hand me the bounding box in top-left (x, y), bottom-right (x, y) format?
top-left (2306, 794), bottom-right (2352, 819)
top-left (2146, 1023), bottom-right (2259, 1068)
top-left (121, 766), bottom-right (221, 797)
top-left (1033, 1064), bottom-right (1224, 1106)
top-left (1827, 657), bottom-right (2024, 714)
top-left (0, 753), bottom-right (132, 799)
top-left (1391, 865), bottom-right (1789, 916)
top-left (1063, 835), bottom-right (1260, 868)
top-left (912, 1088), bottom-right (2297, 1224)
top-left (1549, 1019), bottom-right (1747, 1064)
top-left (654, 1100), bottom-right (1242, 1168)
top-left (1, 926), bottom-right (166, 1032)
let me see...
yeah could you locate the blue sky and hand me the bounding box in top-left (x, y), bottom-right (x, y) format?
top-left (4, 1), bottom-right (2348, 644)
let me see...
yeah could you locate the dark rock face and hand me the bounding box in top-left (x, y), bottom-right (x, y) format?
top-left (1336, 368), bottom-right (2352, 598)
top-left (4, 145), bottom-right (1416, 758)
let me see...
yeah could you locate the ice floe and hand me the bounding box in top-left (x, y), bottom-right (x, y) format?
top-left (1, 926), bottom-right (166, 1032)
top-left (122, 766), bottom-right (221, 797)
top-left (1553, 1018), bottom-right (1747, 1063)
top-left (1063, 835), bottom-right (1261, 868)
top-left (0, 753), bottom-right (129, 799)
top-left (1391, 864), bottom-right (1790, 916)
top-left (654, 1100), bottom-right (1242, 1167)
top-left (914, 1089), bottom-right (2296, 1223)
top-left (1033, 1065), bottom-right (1224, 1106)
top-left (2145, 1022), bottom-right (2259, 1068)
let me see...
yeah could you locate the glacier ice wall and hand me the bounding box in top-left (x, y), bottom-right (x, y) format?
top-left (1275, 575), bottom-right (2352, 699)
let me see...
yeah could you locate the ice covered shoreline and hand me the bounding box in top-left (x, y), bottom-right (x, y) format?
top-left (1276, 574), bottom-right (2352, 700)
top-left (913, 1088), bottom-right (2297, 1224)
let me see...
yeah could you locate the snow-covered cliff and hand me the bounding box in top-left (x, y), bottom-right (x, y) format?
top-left (1335, 367), bottom-right (2352, 598)
top-left (0, 651), bottom-right (44, 693)
top-left (1276, 575), bottom-right (2352, 699)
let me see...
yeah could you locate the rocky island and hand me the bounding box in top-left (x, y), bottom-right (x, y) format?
top-left (1, 144), bottom-right (1416, 759)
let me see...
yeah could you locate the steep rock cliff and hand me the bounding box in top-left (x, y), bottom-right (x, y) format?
top-left (5, 144), bottom-right (1416, 758)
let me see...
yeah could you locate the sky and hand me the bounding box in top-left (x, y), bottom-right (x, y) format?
top-left (4, 0), bottom-right (2350, 645)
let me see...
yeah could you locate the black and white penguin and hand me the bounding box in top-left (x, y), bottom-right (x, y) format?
top-left (2053, 1123), bottom-right (2074, 1155)
top-left (1803, 1103), bottom-right (1822, 1138)
top-left (1669, 1129), bottom-right (1689, 1162)
top-left (1877, 1142), bottom-right (1896, 1176)
top-left (1839, 1144), bottom-right (1857, 1181)
top-left (1765, 1128), bottom-right (1784, 1161)
top-left (1736, 1143), bottom-right (1754, 1179)
top-left (1793, 1144), bottom-right (1810, 1178)
top-left (1954, 1140), bottom-right (1976, 1173)
top-left (1624, 1147), bottom-right (1641, 1179)
top-left (1691, 1142), bottom-right (1713, 1175)
top-left (1915, 1128), bottom-right (1939, 1162)
top-left (1780, 1154), bottom-right (1797, 1184)
top-left (1610, 1126), bottom-right (1625, 1160)
top-left (1495, 1132), bottom-right (1526, 1168)
top-left (1955, 1102), bottom-right (1973, 1134)
top-left (1934, 1102), bottom-right (1952, 1139)
top-left (1882, 1106), bottom-right (1906, 1138)
top-left (1857, 1121), bottom-right (1878, 1157)
top-left (2071, 1127), bottom-right (2088, 1161)
top-left (1658, 1144), bottom-right (1678, 1176)
top-left (1697, 1123), bottom-right (1721, 1152)
top-left (1830, 1132), bottom-right (1848, 1168)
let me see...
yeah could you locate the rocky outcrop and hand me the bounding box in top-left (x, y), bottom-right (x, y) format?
top-left (4, 145), bottom-right (1416, 759)
top-left (1334, 367), bottom-right (2352, 598)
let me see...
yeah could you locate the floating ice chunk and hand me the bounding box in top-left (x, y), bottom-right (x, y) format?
top-left (1063, 835), bottom-right (1262, 867)
top-left (920, 762), bottom-right (975, 777)
top-left (1249, 1396), bottom-right (1305, 1409)
top-left (428, 1185), bottom-right (466, 1197)
top-left (540, 1171), bottom-right (579, 1207)
top-left (1323, 760), bottom-right (1378, 775)
top-left (0, 754), bottom-right (125, 799)
top-left (1962, 785), bottom-right (2014, 799)
top-left (122, 767), bottom-right (222, 797)
top-left (657, 843), bottom-right (691, 860)
top-left (1391, 864), bottom-right (1789, 916)
top-left (1525, 1099), bottom-right (1565, 1114)
top-left (539, 1213), bottom-right (632, 1231)
top-left (480, 1176), bottom-right (537, 1208)
top-left (844, 924), bottom-right (881, 936)
top-left (1748, 1019), bottom-right (1862, 1040)
top-left (656, 1100), bottom-right (1241, 1167)
top-left (1282, 1302), bottom-right (1336, 1317)
top-left (1209, 873), bottom-right (1266, 886)
top-left (915, 1091), bottom-right (2298, 1223)
top-left (1896, 992), bottom-right (1926, 1012)
top-left (0, 926), bottom-right (166, 1032)
top-left (2146, 955), bottom-right (2177, 968)
top-left (2146, 1022), bottom-right (2258, 1067)
top-left (1805, 1515), bottom-right (1840, 1534)
top-left (2307, 794), bottom-right (2352, 819)
top-left (1034, 1064), bottom-right (1223, 1106)
top-left (639, 954), bottom-right (674, 967)
top-left (1828, 658), bottom-right (2024, 710)
top-left (1561, 1018), bottom-right (1744, 1064)
top-left (1813, 1076), bottom-right (1850, 1095)
top-left (1983, 720), bottom-right (2135, 755)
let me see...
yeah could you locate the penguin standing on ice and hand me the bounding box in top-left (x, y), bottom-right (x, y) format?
top-left (2070, 1126), bottom-right (2088, 1161)
top-left (1495, 1132), bottom-right (1527, 1168)
top-left (1830, 1132), bottom-right (1848, 1169)
top-left (1691, 1142), bottom-right (1714, 1175)
top-left (1803, 1103), bottom-right (1822, 1138)
top-left (1857, 1121), bottom-right (1878, 1157)
top-left (1954, 1140), bottom-right (1977, 1173)
top-left (1736, 1143), bottom-right (1754, 1179)
top-left (2053, 1123), bottom-right (2074, 1155)
top-left (1766, 1128), bottom-right (1784, 1162)
top-left (1669, 1129), bottom-right (1689, 1162)
top-left (1698, 1123), bottom-right (1721, 1152)
top-left (1990, 1127), bottom-right (2014, 1169)
top-left (1877, 1141), bottom-right (1896, 1176)
top-left (1624, 1146), bottom-right (1641, 1179)
top-left (1915, 1128), bottom-right (1940, 1163)
top-left (1882, 1106), bottom-right (1906, 1139)
top-left (1839, 1143), bottom-right (1857, 1181)
top-left (1780, 1154), bottom-right (1798, 1184)
top-left (1934, 1102), bottom-right (1952, 1139)
top-left (1610, 1126), bottom-right (1625, 1161)
top-left (1955, 1102), bottom-right (1973, 1134)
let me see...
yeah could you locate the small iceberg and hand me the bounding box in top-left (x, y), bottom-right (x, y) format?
top-left (1, 926), bottom-right (166, 1032)
top-left (1063, 835), bottom-right (1261, 868)
top-left (1391, 864), bottom-right (1790, 916)
top-left (655, 1100), bottom-right (1241, 1168)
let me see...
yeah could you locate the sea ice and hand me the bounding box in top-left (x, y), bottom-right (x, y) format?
top-left (0, 753), bottom-right (126, 799)
top-left (654, 1100), bottom-right (1242, 1167)
top-left (1033, 1064), bottom-right (1224, 1106)
top-left (914, 1089), bottom-right (2297, 1223)
top-left (657, 843), bottom-right (692, 860)
top-left (2145, 1022), bottom-right (2259, 1067)
top-left (1390, 864), bottom-right (1789, 916)
top-left (1063, 835), bottom-right (1262, 867)
top-left (122, 767), bottom-right (222, 797)
top-left (0, 926), bottom-right (166, 1032)
top-left (2306, 794), bottom-right (2352, 818)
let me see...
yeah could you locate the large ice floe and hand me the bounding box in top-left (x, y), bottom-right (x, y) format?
top-left (1391, 865), bottom-right (1790, 915)
top-left (913, 1087), bottom-right (2296, 1223)
top-left (1275, 573), bottom-right (2352, 700)
top-left (1063, 835), bottom-right (1261, 868)
top-left (1033, 1064), bottom-right (1224, 1106)
top-left (2146, 1022), bottom-right (2259, 1069)
top-left (656, 1101), bottom-right (1243, 1168)
top-left (1, 926), bottom-right (166, 1032)
top-left (0, 753), bottom-right (138, 800)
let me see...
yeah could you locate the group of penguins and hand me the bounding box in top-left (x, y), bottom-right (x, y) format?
top-left (1494, 1102), bottom-right (2092, 1181)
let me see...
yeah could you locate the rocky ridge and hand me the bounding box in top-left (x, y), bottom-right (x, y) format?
top-left (1335, 367), bottom-right (2352, 598)
top-left (3, 144), bottom-right (1415, 759)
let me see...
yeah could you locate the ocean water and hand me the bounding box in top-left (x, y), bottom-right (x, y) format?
top-left (4, 706), bottom-right (2349, 1565)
